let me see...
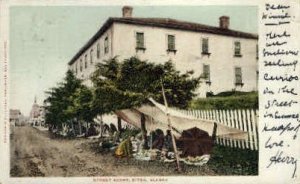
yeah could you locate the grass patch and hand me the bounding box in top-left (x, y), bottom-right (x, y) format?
top-left (190, 91), bottom-right (258, 110)
top-left (207, 145), bottom-right (258, 175)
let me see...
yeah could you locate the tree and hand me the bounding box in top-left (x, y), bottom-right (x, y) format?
top-left (68, 86), bottom-right (95, 135)
top-left (45, 57), bottom-right (201, 137)
top-left (91, 56), bottom-right (200, 112)
top-left (118, 57), bottom-right (200, 108)
top-left (91, 57), bottom-right (145, 115)
top-left (45, 70), bottom-right (82, 132)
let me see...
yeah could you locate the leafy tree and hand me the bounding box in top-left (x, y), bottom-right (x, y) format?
top-left (67, 86), bottom-right (96, 135)
top-left (44, 85), bottom-right (65, 130)
top-left (45, 57), bottom-right (200, 136)
top-left (45, 70), bottom-right (82, 132)
top-left (91, 57), bottom-right (200, 112)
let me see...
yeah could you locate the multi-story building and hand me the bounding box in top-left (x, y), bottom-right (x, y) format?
top-left (68, 6), bottom-right (258, 97)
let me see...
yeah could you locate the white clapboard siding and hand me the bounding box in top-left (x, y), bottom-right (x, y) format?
top-left (180, 109), bottom-right (259, 150)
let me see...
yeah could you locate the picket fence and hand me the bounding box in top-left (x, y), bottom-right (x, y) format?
top-left (179, 109), bottom-right (259, 151)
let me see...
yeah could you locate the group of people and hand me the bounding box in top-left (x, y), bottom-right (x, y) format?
top-left (114, 129), bottom-right (177, 162)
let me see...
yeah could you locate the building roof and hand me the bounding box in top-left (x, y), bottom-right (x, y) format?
top-left (68, 17), bottom-right (258, 65)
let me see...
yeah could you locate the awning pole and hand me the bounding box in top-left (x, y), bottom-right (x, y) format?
top-left (150, 107), bottom-right (153, 150)
top-left (161, 80), bottom-right (182, 172)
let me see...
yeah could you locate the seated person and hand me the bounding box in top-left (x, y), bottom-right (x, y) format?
top-left (115, 137), bottom-right (133, 158)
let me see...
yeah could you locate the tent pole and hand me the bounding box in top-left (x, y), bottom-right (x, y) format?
top-left (212, 122), bottom-right (218, 144)
top-left (141, 113), bottom-right (148, 149)
top-left (100, 115), bottom-right (103, 137)
top-left (161, 81), bottom-right (182, 172)
top-left (117, 116), bottom-right (122, 133)
top-left (150, 107), bottom-right (153, 150)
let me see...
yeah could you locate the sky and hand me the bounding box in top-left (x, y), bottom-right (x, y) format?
top-left (10, 6), bottom-right (258, 116)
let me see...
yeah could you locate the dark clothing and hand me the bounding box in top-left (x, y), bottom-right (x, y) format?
top-left (152, 133), bottom-right (165, 150)
top-left (177, 127), bottom-right (214, 157)
top-left (164, 134), bottom-right (173, 151)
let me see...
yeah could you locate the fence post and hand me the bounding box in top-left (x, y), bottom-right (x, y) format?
top-left (209, 110), bottom-right (213, 120)
top-left (245, 109), bottom-right (253, 150)
top-left (237, 109), bottom-right (246, 149)
top-left (233, 110), bottom-right (241, 149)
top-left (229, 110), bottom-right (236, 147)
top-left (251, 109), bottom-right (258, 150)
top-left (226, 110), bottom-right (233, 147)
top-left (216, 110), bottom-right (223, 146)
top-left (212, 110), bottom-right (219, 144)
top-left (242, 109), bottom-right (249, 149)
top-left (223, 110), bottom-right (229, 147)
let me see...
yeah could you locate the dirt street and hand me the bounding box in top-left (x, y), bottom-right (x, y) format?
top-left (10, 126), bottom-right (215, 177)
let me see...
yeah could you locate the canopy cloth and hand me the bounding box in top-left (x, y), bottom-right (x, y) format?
top-left (116, 98), bottom-right (248, 140)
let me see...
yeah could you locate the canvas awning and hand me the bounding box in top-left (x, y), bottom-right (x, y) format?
top-left (116, 98), bottom-right (248, 140)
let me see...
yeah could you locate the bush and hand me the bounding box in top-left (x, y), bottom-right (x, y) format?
top-left (190, 91), bottom-right (258, 110)
top-left (212, 91), bottom-right (256, 97)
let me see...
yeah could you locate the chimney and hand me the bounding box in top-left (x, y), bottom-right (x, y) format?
top-left (122, 6), bottom-right (133, 18)
top-left (219, 16), bottom-right (229, 29)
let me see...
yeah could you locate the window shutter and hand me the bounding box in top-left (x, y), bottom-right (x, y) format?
top-left (80, 59), bottom-right (82, 72)
top-left (90, 49), bottom-right (93, 63)
top-left (234, 41), bottom-right (241, 55)
top-left (168, 35), bottom-right (175, 50)
top-left (203, 64), bottom-right (210, 81)
top-left (85, 55), bottom-right (88, 68)
top-left (202, 38), bottom-right (209, 53)
top-left (97, 43), bottom-right (100, 58)
top-left (136, 32), bottom-right (144, 48)
top-left (235, 67), bottom-right (242, 84)
top-left (104, 37), bottom-right (109, 54)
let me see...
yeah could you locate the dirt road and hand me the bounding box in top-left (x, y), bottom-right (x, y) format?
top-left (10, 126), bottom-right (215, 177)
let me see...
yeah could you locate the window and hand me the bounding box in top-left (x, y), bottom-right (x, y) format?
top-left (75, 63), bottom-right (78, 74)
top-left (90, 49), bottom-right (93, 63)
top-left (104, 36), bottom-right (109, 54)
top-left (136, 32), bottom-right (145, 50)
top-left (167, 35), bottom-right (176, 52)
top-left (202, 38), bottom-right (209, 54)
top-left (234, 41), bottom-right (242, 56)
top-left (97, 43), bottom-right (100, 58)
top-left (85, 54), bottom-right (87, 68)
top-left (203, 64), bottom-right (211, 83)
top-left (80, 59), bottom-right (82, 72)
top-left (235, 67), bottom-right (243, 85)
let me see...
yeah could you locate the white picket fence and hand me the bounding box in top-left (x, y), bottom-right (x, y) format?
top-left (179, 109), bottom-right (259, 151)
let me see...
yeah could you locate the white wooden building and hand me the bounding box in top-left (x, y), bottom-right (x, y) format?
top-left (68, 6), bottom-right (258, 97)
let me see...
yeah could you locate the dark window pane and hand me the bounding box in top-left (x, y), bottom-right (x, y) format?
top-left (203, 64), bottom-right (210, 80)
top-left (202, 38), bottom-right (209, 53)
top-left (104, 37), bottom-right (109, 54)
top-left (80, 59), bottom-right (82, 72)
top-left (234, 41), bottom-right (241, 55)
top-left (75, 63), bottom-right (78, 74)
top-left (97, 43), bottom-right (100, 58)
top-left (136, 32), bottom-right (144, 48)
top-left (168, 35), bottom-right (175, 50)
top-left (90, 49), bottom-right (93, 63)
top-left (85, 55), bottom-right (87, 68)
top-left (235, 67), bottom-right (242, 83)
